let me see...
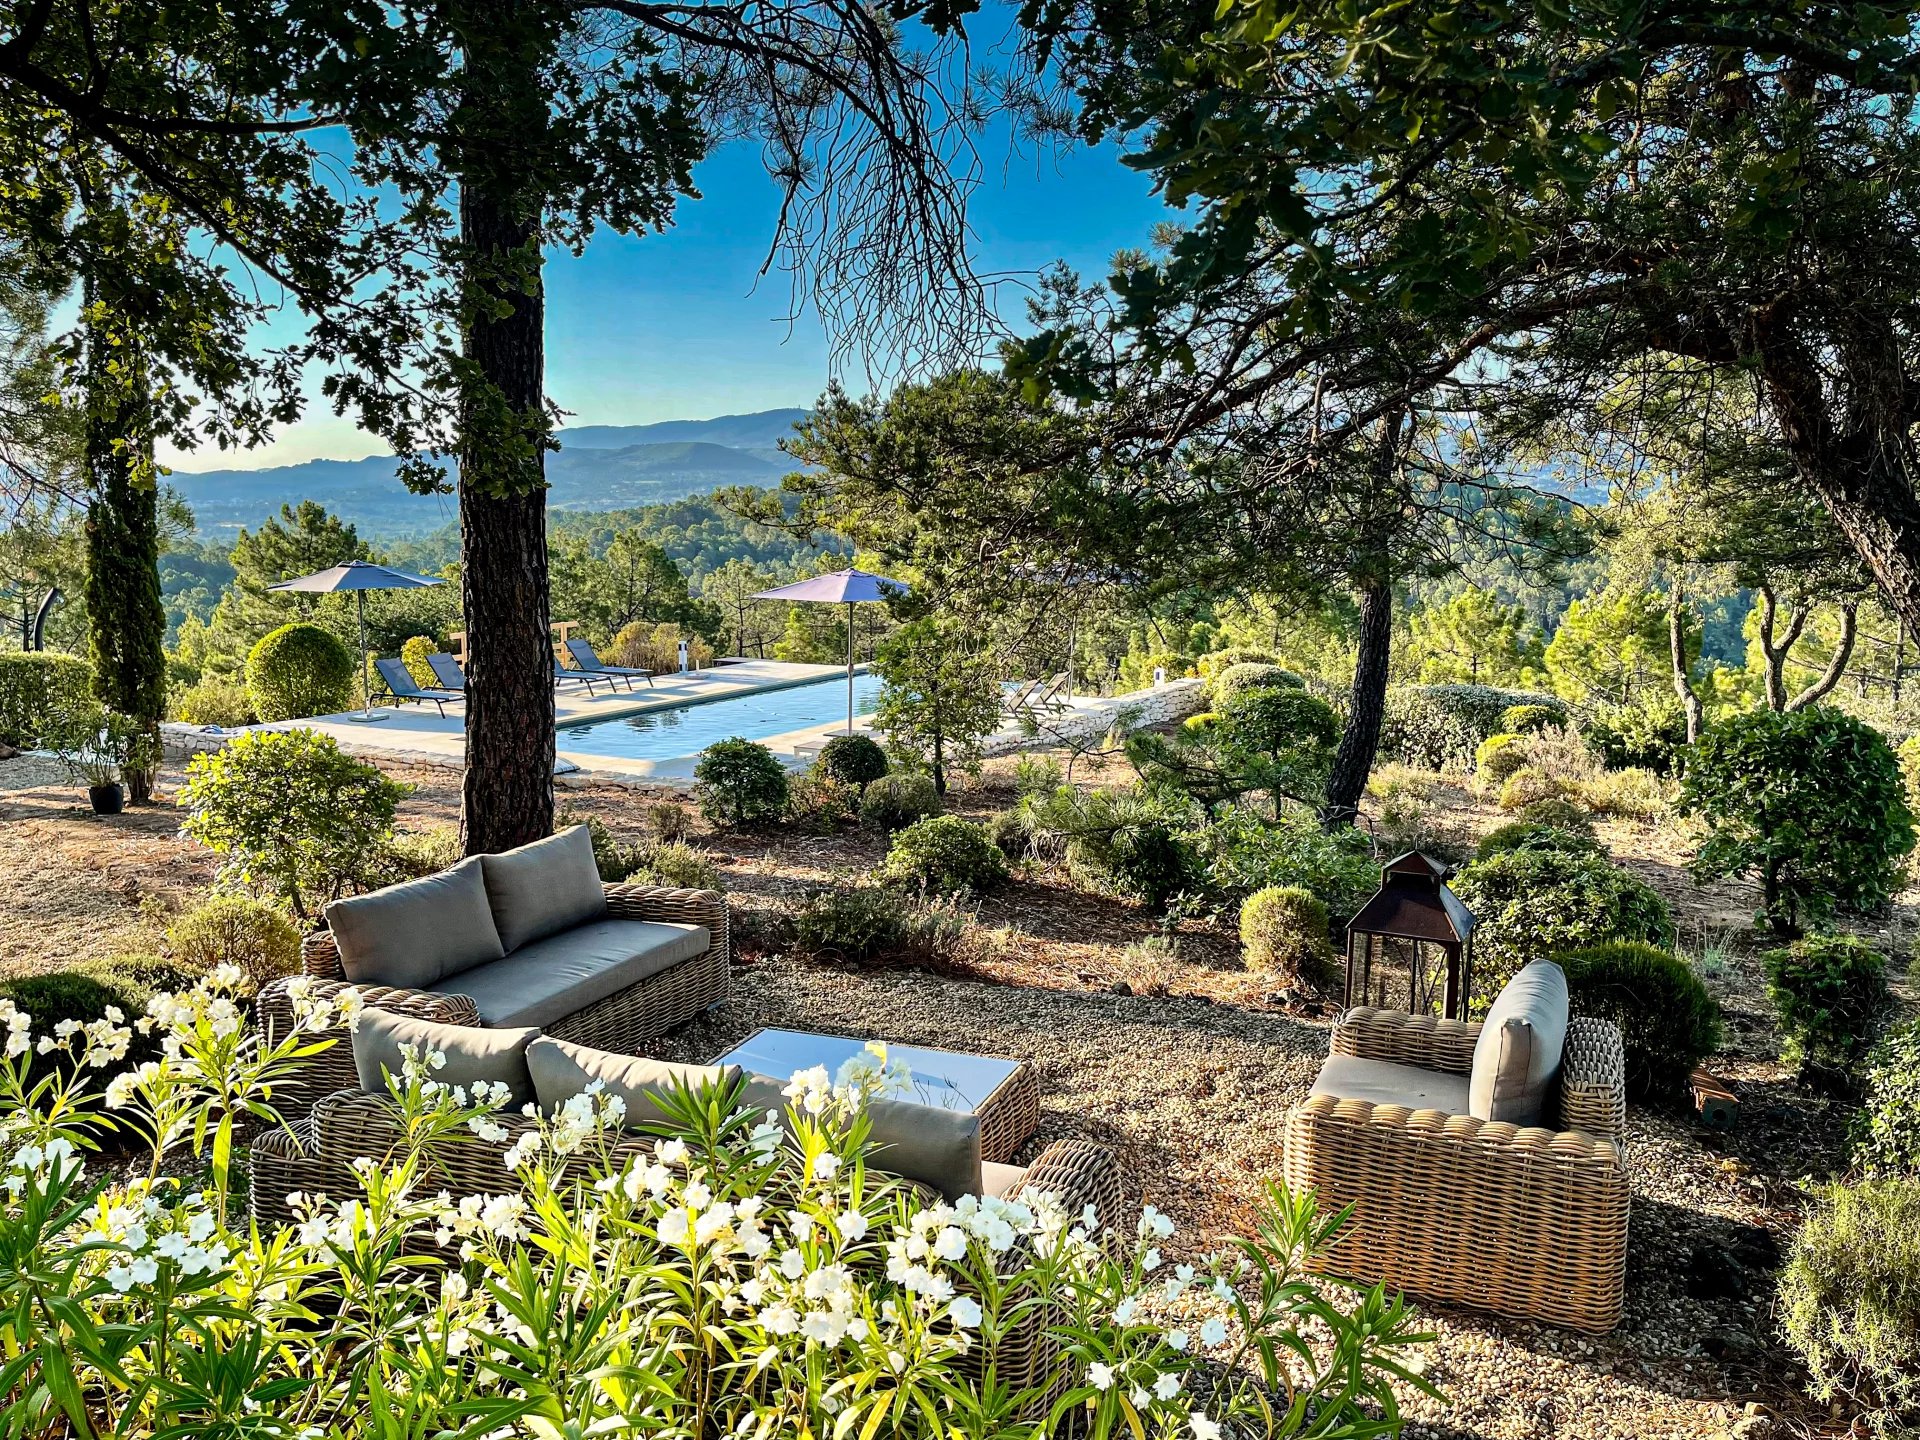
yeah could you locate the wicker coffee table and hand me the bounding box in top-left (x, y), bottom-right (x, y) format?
top-left (715, 1027), bottom-right (1041, 1164)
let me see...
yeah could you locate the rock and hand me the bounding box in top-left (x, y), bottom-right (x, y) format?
top-left (1109, 981), bottom-right (1133, 996)
top-left (0, 742), bottom-right (17, 759)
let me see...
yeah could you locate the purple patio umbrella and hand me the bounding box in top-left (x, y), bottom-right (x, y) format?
top-left (751, 567), bottom-right (909, 732)
top-left (270, 560), bottom-right (444, 722)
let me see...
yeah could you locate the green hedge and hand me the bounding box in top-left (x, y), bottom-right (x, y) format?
top-left (0, 652), bottom-right (92, 747)
top-left (1378, 684), bottom-right (1568, 771)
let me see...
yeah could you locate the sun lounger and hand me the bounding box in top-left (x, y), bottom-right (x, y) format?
top-left (370, 658), bottom-right (462, 718)
top-left (564, 638), bottom-right (654, 689)
top-left (427, 652), bottom-right (466, 691)
top-left (553, 658), bottom-right (617, 696)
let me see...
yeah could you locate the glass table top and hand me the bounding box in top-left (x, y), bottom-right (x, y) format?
top-left (716, 1028), bottom-right (1020, 1114)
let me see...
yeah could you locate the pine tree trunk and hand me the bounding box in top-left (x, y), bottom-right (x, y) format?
top-left (1321, 575), bottom-right (1392, 828)
top-left (455, 2), bottom-right (555, 856)
top-left (1667, 580), bottom-right (1703, 743)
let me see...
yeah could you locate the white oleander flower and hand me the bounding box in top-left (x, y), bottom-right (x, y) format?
top-left (1199, 1317), bottom-right (1228, 1348)
top-left (1190, 1413), bottom-right (1221, 1440)
top-left (1087, 1362), bottom-right (1115, 1391)
top-left (1154, 1373), bottom-right (1182, 1400)
top-left (947, 1295), bottom-right (982, 1329)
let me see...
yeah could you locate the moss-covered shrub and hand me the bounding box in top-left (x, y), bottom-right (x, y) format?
top-left (878, 815), bottom-right (1007, 896)
top-left (858, 772), bottom-right (941, 832)
top-left (1450, 848), bottom-right (1673, 1011)
top-left (1208, 662), bottom-right (1305, 709)
top-left (1240, 885), bottom-right (1333, 985)
top-left (171, 676), bottom-right (255, 728)
top-left (1378, 684), bottom-right (1567, 771)
top-left (1781, 1180), bottom-right (1920, 1430)
top-left (0, 651), bottom-right (91, 747)
top-left (166, 894), bottom-right (303, 992)
top-left (1854, 1018), bottom-right (1920, 1179)
top-left (1761, 932), bottom-right (1890, 1085)
top-left (1474, 822), bottom-right (1603, 862)
top-left (693, 738), bottom-right (790, 827)
top-left (814, 733), bottom-right (890, 789)
top-left (244, 622), bottom-right (357, 722)
top-left (1557, 942), bottom-right (1722, 1101)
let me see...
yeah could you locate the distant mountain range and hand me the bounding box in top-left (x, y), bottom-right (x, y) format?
top-left (168, 408), bottom-right (810, 537)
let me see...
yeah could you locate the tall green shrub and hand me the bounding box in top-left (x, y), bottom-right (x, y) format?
top-left (1240, 885), bottom-right (1333, 985)
top-left (1854, 1019), bottom-right (1920, 1179)
top-left (0, 652), bottom-right (92, 747)
top-left (1761, 932), bottom-right (1889, 1085)
top-left (1378, 684), bottom-right (1566, 771)
top-left (1557, 942), bottom-right (1722, 1101)
top-left (1683, 707), bottom-right (1914, 934)
top-left (878, 815), bottom-right (1007, 896)
top-left (245, 622), bottom-right (357, 723)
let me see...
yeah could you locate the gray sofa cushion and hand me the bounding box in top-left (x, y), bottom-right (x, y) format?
top-left (1309, 1054), bottom-right (1471, 1114)
top-left (325, 856), bottom-right (505, 990)
top-left (1469, 959), bottom-right (1570, 1126)
top-left (526, 1036), bottom-right (740, 1126)
top-left (350, 1006), bottom-right (540, 1107)
top-left (738, 1075), bottom-right (984, 1201)
top-left (479, 826), bottom-right (609, 952)
top-left (439, 918), bottom-right (709, 1029)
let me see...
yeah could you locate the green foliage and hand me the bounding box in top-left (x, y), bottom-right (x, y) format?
top-left (870, 618), bottom-right (1003, 794)
top-left (788, 771), bottom-right (863, 832)
top-left (165, 895), bottom-right (303, 992)
top-left (1582, 698), bottom-right (1691, 775)
top-left (1781, 1181), bottom-right (1920, 1431)
top-left (1543, 586), bottom-right (1685, 709)
top-left (559, 810), bottom-right (648, 882)
top-left (1683, 707), bottom-right (1915, 934)
top-left (1240, 885), bottom-right (1333, 985)
top-left (1191, 807), bottom-right (1380, 917)
top-left (400, 635), bottom-right (438, 687)
top-left (815, 734), bottom-right (890, 789)
top-left (176, 729), bottom-right (409, 919)
top-left (1133, 685), bottom-right (1337, 807)
top-left (1761, 933), bottom-right (1890, 1084)
top-left (877, 816), bottom-right (1007, 896)
top-left (170, 676), bottom-right (254, 727)
top-left (0, 955), bottom-right (197, 1075)
top-left (1197, 647), bottom-right (1279, 680)
top-left (1103, 821), bottom-right (1203, 914)
top-left (1474, 822), bottom-right (1602, 861)
top-left (1013, 754), bottom-right (1062, 797)
top-left (693, 738), bottom-right (791, 828)
top-left (1557, 942), bottom-right (1723, 1101)
top-left (633, 840), bottom-right (722, 891)
top-left (858, 772), bottom-right (942, 832)
top-left (1207, 662), bottom-right (1305, 709)
top-left (1378, 684), bottom-right (1566, 771)
top-left (985, 807), bottom-right (1030, 860)
top-left (1474, 732), bottom-right (1527, 785)
top-left (1450, 849), bottom-right (1673, 1011)
top-left (377, 825), bottom-right (465, 882)
top-left (1501, 704), bottom-right (1559, 735)
top-left (1406, 589), bottom-right (1544, 687)
top-left (0, 651), bottom-right (92, 747)
top-left (244, 621), bottom-right (356, 723)
top-left (1854, 1019), bottom-right (1920, 1179)
top-left (786, 885), bottom-right (970, 967)
top-left (1514, 796), bottom-right (1594, 833)
top-left (85, 431), bottom-right (169, 735)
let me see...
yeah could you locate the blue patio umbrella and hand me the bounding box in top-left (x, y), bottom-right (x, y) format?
top-left (270, 560), bottom-right (445, 722)
top-left (751, 568), bottom-right (909, 732)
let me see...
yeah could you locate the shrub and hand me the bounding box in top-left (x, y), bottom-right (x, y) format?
top-left (244, 622), bottom-right (358, 723)
top-left (1192, 806), bottom-right (1380, 918)
top-left (558, 810), bottom-right (648, 882)
top-left (1781, 1181), bottom-right (1920, 1430)
top-left (166, 895), bottom-right (303, 992)
top-left (611, 621), bottom-right (714, 675)
top-left (1515, 796), bottom-right (1594, 833)
top-left (1450, 848), bottom-right (1673, 1009)
top-left (1557, 942), bottom-right (1722, 1101)
top-left (1197, 647), bottom-right (1280, 680)
top-left (1500, 703), bottom-right (1560, 735)
top-left (693, 738), bottom-right (790, 827)
top-left (1474, 732), bottom-right (1527, 785)
top-left (1581, 766), bottom-right (1668, 820)
top-left (1012, 754), bottom-right (1062, 797)
top-left (1854, 1019), bottom-right (1920, 1179)
top-left (791, 885), bottom-right (910, 964)
top-left (1371, 779), bottom-right (1472, 866)
top-left (647, 803), bottom-right (693, 842)
top-left (1684, 707), bottom-right (1915, 934)
top-left (1378, 684), bottom-right (1567, 771)
top-left (877, 815), bottom-right (1007, 896)
top-left (177, 729), bottom-right (408, 919)
top-left (1474, 822), bottom-right (1603, 861)
top-left (1240, 885), bottom-right (1334, 985)
top-left (0, 955), bottom-right (197, 1075)
top-left (1104, 821), bottom-right (1204, 914)
top-left (377, 824), bottom-right (464, 881)
top-left (858, 772), bottom-right (942, 832)
top-left (1761, 932), bottom-right (1889, 1084)
top-left (1208, 662), bottom-right (1305, 709)
top-left (0, 651), bottom-right (91, 747)
top-left (634, 840), bottom-right (722, 891)
top-left (814, 733), bottom-right (890, 789)
top-left (400, 635), bottom-right (438, 688)
top-left (171, 676), bottom-right (254, 728)
top-left (986, 807), bottom-right (1030, 860)
top-left (789, 771), bottom-right (863, 832)
top-left (1583, 698), bottom-right (1690, 774)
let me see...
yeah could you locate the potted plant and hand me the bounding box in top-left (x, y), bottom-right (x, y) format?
top-left (52, 705), bottom-right (139, 815)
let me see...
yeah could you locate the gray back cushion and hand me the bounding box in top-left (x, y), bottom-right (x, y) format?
top-left (479, 826), bottom-right (609, 952)
top-left (325, 856), bottom-right (505, 990)
top-left (1469, 959), bottom-right (1570, 1126)
top-left (526, 1036), bottom-right (740, 1126)
top-left (739, 1074), bottom-right (983, 1200)
top-left (350, 1006), bottom-right (541, 1108)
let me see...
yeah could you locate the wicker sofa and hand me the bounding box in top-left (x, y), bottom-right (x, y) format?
top-left (257, 827), bottom-right (729, 1125)
top-left (1281, 969), bottom-right (1630, 1333)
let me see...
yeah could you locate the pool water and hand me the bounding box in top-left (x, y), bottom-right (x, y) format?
top-left (556, 671), bottom-right (884, 760)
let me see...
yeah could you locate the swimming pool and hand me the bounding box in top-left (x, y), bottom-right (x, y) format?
top-left (556, 671), bottom-right (885, 761)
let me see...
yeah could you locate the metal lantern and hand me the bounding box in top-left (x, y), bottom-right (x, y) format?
top-left (1343, 852), bottom-right (1478, 1020)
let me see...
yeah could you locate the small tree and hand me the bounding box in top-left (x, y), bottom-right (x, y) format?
top-left (1682, 707), bottom-right (1914, 935)
top-left (177, 729), bottom-right (409, 919)
top-left (870, 618), bottom-right (1002, 794)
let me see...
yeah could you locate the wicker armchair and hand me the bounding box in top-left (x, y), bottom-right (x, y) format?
top-left (1281, 1006), bottom-right (1629, 1333)
top-left (256, 883), bottom-right (729, 1125)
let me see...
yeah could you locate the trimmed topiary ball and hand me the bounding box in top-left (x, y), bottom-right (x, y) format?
top-left (1501, 704), bottom-right (1560, 735)
top-left (1208, 662), bottom-right (1306, 709)
top-left (878, 815), bottom-right (1007, 896)
top-left (1240, 885), bottom-right (1333, 985)
top-left (815, 734), bottom-right (890, 789)
top-left (1475, 732), bottom-right (1528, 785)
top-left (1475, 822), bottom-right (1602, 862)
top-left (245, 622), bottom-right (357, 722)
top-left (166, 894), bottom-right (303, 992)
top-left (1515, 796), bottom-right (1595, 834)
top-left (1556, 941), bottom-right (1722, 1102)
top-left (858, 772), bottom-right (942, 832)
top-left (693, 738), bottom-right (791, 827)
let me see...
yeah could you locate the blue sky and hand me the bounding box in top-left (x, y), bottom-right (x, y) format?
top-left (165, 118), bottom-right (1170, 472)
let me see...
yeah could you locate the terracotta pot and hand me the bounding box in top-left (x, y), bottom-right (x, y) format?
top-left (87, 782), bottom-right (125, 815)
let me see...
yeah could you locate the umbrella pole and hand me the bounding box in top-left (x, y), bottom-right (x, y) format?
top-left (846, 600), bottom-right (855, 733)
top-left (358, 591), bottom-right (380, 722)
